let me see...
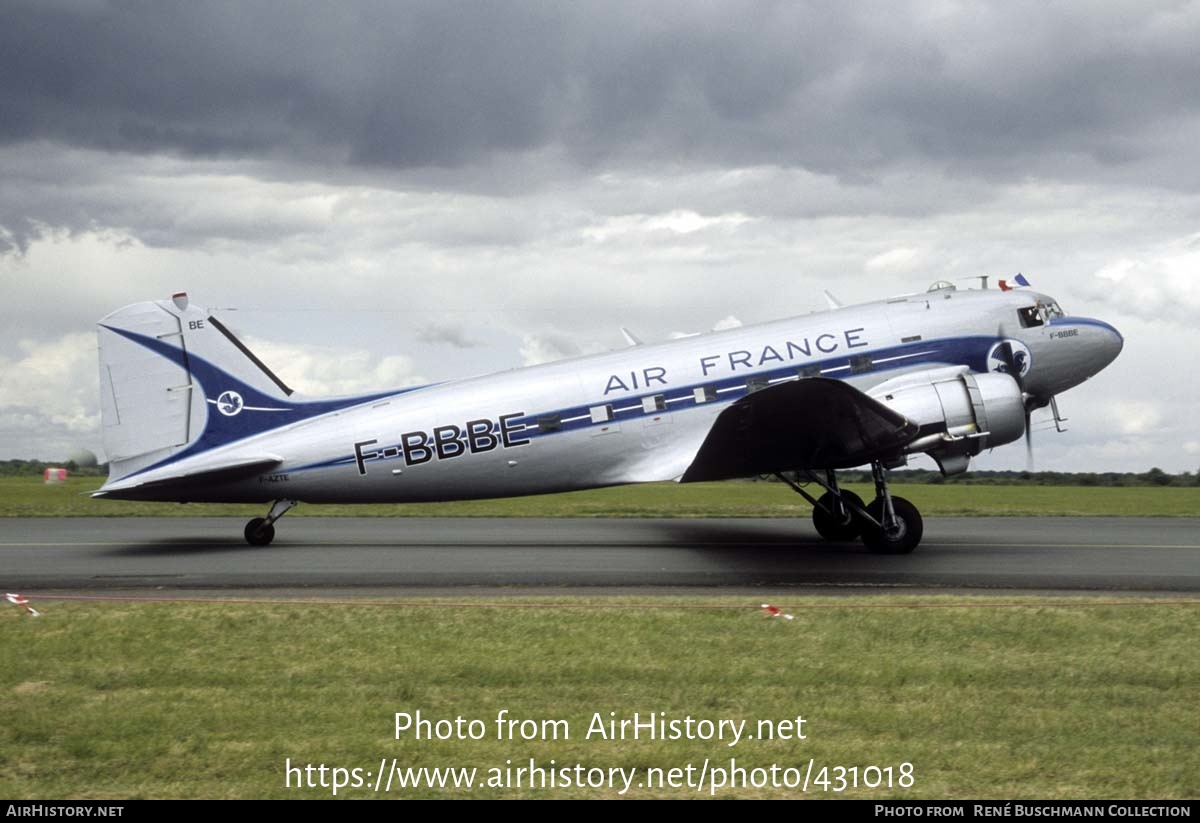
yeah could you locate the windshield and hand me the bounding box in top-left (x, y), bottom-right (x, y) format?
top-left (1018, 299), bottom-right (1065, 328)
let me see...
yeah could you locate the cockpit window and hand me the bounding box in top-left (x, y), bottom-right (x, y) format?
top-left (1018, 300), bottom-right (1066, 328)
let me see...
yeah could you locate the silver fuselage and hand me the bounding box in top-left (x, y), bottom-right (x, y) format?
top-left (99, 287), bottom-right (1122, 503)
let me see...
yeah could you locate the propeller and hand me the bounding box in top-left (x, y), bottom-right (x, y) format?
top-left (992, 329), bottom-right (1040, 471)
top-left (1024, 410), bottom-right (1034, 472)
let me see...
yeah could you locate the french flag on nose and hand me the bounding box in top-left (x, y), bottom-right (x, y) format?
top-left (999, 273), bottom-right (1031, 291)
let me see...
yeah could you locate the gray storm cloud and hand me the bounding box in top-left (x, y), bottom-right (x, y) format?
top-left (0, 1), bottom-right (1197, 469)
top-left (5, 1), bottom-right (1200, 258)
top-left (3, 2), bottom-right (1200, 182)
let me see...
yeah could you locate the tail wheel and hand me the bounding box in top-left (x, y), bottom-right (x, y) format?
top-left (812, 490), bottom-right (865, 541)
top-left (244, 517), bottom-right (275, 547)
top-left (861, 496), bottom-right (923, 554)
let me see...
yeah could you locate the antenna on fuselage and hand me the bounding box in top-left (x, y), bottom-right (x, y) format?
top-left (948, 276), bottom-right (989, 290)
top-left (822, 290), bottom-right (844, 309)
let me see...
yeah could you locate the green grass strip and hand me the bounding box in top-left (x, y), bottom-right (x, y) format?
top-left (2, 595), bottom-right (1196, 799)
top-left (5, 477), bottom-right (1200, 517)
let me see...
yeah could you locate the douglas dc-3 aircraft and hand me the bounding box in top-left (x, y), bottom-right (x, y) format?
top-left (93, 281), bottom-right (1122, 553)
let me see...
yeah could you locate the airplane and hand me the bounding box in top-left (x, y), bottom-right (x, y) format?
top-left (92, 281), bottom-right (1123, 553)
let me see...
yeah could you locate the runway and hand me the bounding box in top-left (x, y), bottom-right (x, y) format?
top-left (1, 516), bottom-right (1198, 594)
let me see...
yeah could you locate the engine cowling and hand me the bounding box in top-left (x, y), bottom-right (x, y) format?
top-left (867, 367), bottom-right (1026, 475)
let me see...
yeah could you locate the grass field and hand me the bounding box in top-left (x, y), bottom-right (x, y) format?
top-left (5, 480), bottom-right (1194, 801)
top-left (3, 476), bottom-right (1198, 517)
top-left (1, 596), bottom-right (1196, 799)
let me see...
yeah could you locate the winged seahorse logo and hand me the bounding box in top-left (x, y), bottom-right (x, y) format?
top-left (216, 390), bottom-right (244, 416)
top-left (987, 340), bottom-right (1032, 379)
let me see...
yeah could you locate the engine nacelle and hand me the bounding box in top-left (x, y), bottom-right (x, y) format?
top-left (867, 367), bottom-right (1026, 475)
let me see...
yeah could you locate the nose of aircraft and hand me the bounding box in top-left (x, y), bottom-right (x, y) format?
top-left (1089, 319), bottom-right (1124, 374)
top-left (1027, 317), bottom-right (1124, 399)
top-left (1064, 318), bottom-right (1124, 388)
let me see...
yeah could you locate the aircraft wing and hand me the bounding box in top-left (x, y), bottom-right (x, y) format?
top-left (680, 378), bottom-right (919, 482)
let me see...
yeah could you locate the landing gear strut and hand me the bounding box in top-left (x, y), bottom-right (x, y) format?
top-left (809, 469), bottom-right (865, 541)
top-left (244, 499), bottom-right (296, 546)
top-left (777, 463), bottom-right (923, 554)
top-left (812, 487), bottom-right (866, 541)
top-left (858, 462), bottom-right (923, 555)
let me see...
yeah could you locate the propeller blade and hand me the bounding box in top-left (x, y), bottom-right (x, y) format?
top-left (997, 324), bottom-right (1039, 471)
top-left (1025, 409), bottom-right (1034, 472)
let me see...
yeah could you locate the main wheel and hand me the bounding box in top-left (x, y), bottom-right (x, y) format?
top-left (860, 496), bottom-right (923, 554)
top-left (244, 517), bottom-right (275, 546)
top-left (812, 490), bottom-right (865, 541)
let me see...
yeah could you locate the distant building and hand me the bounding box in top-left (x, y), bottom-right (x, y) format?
top-left (43, 467), bottom-right (68, 483)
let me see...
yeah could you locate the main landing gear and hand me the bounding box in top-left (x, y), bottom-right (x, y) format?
top-left (244, 499), bottom-right (296, 546)
top-left (776, 463), bottom-right (923, 554)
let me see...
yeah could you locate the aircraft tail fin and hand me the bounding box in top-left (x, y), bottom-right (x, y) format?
top-left (97, 293), bottom-right (298, 484)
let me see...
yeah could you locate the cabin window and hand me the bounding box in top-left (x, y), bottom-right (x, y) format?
top-left (901, 334), bottom-right (922, 343)
top-left (1018, 306), bottom-right (1044, 328)
top-left (849, 355), bottom-right (873, 374)
top-left (538, 414), bottom-right (562, 433)
top-left (693, 385), bottom-right (717, 403)
top-left (589, 404), bottom-right (613, 424)
top-left (797, 365), bottom-right (822, 379)
top-left (746, 376), bottom-right (770, 393)
top-left (641, 394), bottom-right (666, 413)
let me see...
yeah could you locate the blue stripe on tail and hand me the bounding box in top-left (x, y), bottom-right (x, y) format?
top-left (102, 325), bottom-right (424, 479)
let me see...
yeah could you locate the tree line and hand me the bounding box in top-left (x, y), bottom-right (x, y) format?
top-left (784, 466), bottom-right (1200, 487)
top-left (2, 459), bottom-right (1197, 486)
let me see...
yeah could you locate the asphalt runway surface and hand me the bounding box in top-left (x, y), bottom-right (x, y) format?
top-left (1, 516), bottom-right (1198, 595)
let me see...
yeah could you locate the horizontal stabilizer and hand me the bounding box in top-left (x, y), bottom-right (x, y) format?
top-left (94, 455), bottom-right (282, 500)
top-left (681, 378), bottom-right (918, 481)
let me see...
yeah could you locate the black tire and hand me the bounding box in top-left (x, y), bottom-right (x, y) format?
top-left (244, 517), bottom-right (275, 546)
top-left (861, 496), bottom-right (923, 554)
top-left (812, 490), bottom-right (866, 541)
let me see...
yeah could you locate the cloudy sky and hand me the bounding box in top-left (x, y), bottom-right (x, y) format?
top-left (1, 0), bottom-right (1198, 472)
